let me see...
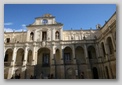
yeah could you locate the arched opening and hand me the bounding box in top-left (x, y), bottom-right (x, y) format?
top-left (87, 46), bottom-right (96, 59)
top-left (75, 46), bottom-right (85, 64)
top-left (14, 69), bottom-right (21, 79)
top-left (4, 49), bottom-right (13, 66)
top-left (27, 50), bottom-right (32, 64)
top-left (92, 67), bottom-right (99, 79)
top-left (106, 37), bottom-right (114, 54)
top-left (75, 46), bottom-right (85, 78)
top-left (55, 31), bottom-right (60, 40)
top-left (35, 48), bottom-right (50, 78)
top-left (63, 47), bottom-right (73, 64)
top-left (105, 66), bottom-right (110, 79)
top-left (55, 49), bottom-right (61, 78)
top-left (37, 48), bottom-right (50, 66)
top-left (30, 32), bottom-right (34, 40)
top-left (101, 42), bottom-right (106, 57)
top-left (55, 49), bottom-right (60, 64)
top-left (16, 48), bottom-right (24, 66)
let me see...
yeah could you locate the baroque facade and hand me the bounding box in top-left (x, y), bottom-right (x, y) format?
top-left (4, 12), bottom-right (116, 79)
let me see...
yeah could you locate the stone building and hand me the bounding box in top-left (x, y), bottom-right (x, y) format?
top-left (4, 12), bottom-right (116, 79)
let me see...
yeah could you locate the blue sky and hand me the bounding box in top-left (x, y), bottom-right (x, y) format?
top-left (4, 4), bottom-right (116, 32)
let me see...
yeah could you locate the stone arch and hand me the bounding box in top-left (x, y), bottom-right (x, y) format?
top-left (4, 48), bottom-right (13, 66)
top-left (5, 47), bottom-right (13, 53)
top-left (35, 47), bottom-right (50, 78)
top-left (55, 31), bottom-right (60, 39)
top-left (55, 48), bottom-right (60, 64)
top-left (87, 45), bottom-right (96, 59)
top-left (16, 48), bottom-right (24, 66)
top-left (16, 47), bottom-right (24, 52)
top-left (92, 67), bottom-right (99, 79)
top-left (75, 46), bottom-right (85, 64)
top-left (30, 32), bottom-right (34, 40)
top-left (27, 50), bottom-right (33, 64)
top-left (106, 37), bottom-right (114, 54)
top-left (101, 42), bottom-right (106, 57)
top-left (63, 46), bottom-right (73, 64)
top-left (37, 48), bottom-right (50, 65)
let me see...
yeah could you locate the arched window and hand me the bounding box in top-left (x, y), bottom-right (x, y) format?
top-left (55, 31), bottom-right (60, 39)
top-left (30, 32), bottom-right (34, 40)
top-left (101, 42), bottom-right (106, 57)
top-left (107, 37), bottom-right (114, 54)
top-left (4, 54), bottom-right (8, 62)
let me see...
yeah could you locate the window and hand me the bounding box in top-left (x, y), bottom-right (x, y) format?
top-left (4, 54), bottom-right (8, 62)
top-left (22, 54), bottom-right (24, 61)
top-left (88, 51), bottom-right (92, 59)
top-left (101, 42), bottom-right (106, 57)
top-left (6, 38), bottom-right (10, 43)
top-left (42, 31), bottom-right (47, 41)
top-left (30, 32), bottom-right (34, 40)
top-left (55, 31), bottom-right (60, 39)
top-left (42, 19), bottom-right (48, 25)
top-left (64, 53), bottom-right (71, 61)
top-left (42, 53), bottom-right (49, 66)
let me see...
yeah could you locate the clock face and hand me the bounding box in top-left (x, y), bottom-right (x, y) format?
top-left (42, 19), bottom-right (48, 24)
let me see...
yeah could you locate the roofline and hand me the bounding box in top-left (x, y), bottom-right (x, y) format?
top-left (100, 11), bottom-right (116, 29)
top-left (4, 31), bottom-right (27, 34)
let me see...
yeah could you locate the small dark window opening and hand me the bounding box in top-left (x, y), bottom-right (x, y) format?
top-left (55, 31), bottom-right (60, 39)
top-left (101, 43), bottom-right (106, 57)
top-left (4, 54), bottom-right (8, 62)
top-left (6, 38), bottom-right (10, 43)
top-left (22, 54), bottom-right (24, 61)
top-left (42, 31), bottom-right (47, 41)
top-left (88, 51), bottom-right (92, 59)
top-left (30, 32), bottom-right (34, 40)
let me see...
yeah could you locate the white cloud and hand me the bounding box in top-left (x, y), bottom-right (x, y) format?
top-left (4, 28), bottom-right (27, 32)
top-left (4, 28), bottom-right (13, 32)
top-left (4, 22), bottom-right (13, 25)
top-left (22, 24), bottom-right (26, 27)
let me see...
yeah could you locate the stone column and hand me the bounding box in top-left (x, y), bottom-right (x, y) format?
top-left (53, 28), bottom-right (55, 41)
top-left (109, 27), bottom-right (116, 50)
top-left (27, 30), bottom-right (30, 42)
top-left (60, 46), bottom-right (64, 64)
top-left (23, 47), bottom-right (28, 66)
top-left (96, 43), bottom-right (104, 79)
top-left (11, 47), bottom-right (17, 66)
top-left (72, 45), bottom-right (76, 64)
top-left (8, 66), bottom-right (15, 79)
top-left (84, 44), bottom-right (92, 79)
top-left (4, 47), bottom-right (5, 57)
top-left (50, 46), bottom-right (55, 77)
top-left (60, 28), bottom-right (63, 40)
top-left (40, 31), bottom-right (42, 41)
top-left (60, 46), bottom-right (65, 78)
top-left (32, 44), bottom-right (37, 65)
top-left (34, 30), bottom-right (36, 41)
